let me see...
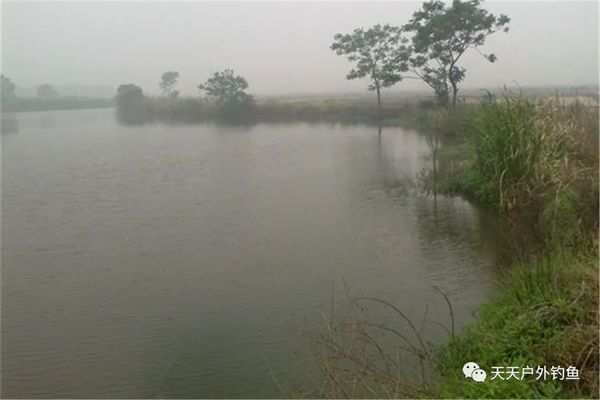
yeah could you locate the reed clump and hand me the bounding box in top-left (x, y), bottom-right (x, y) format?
top-left (466, 97), bottom-right (597, 206)
top-left (310, 294), bottom-right (443, 398)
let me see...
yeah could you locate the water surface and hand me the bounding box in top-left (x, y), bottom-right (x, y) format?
top-left (3, 109), bottom-right (505, 398)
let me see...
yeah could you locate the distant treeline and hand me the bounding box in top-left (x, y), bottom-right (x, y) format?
top-left (115, 92), bottom-right (418, 125)
top-left (114, 0), bottom-right (511, 124)
top-left (115, 81), bottom-right (599, 127)
top-left (115, 67), bottom-right (428, 125)
top-left (1, 75), bottom-right (113, 112)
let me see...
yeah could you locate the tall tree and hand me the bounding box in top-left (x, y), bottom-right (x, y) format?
top-left (159, 71), bottom-right (180, 97)
top-left (198, 69), bottom-right (252, 105)
top-left (115, 83), bottom-right (145, 123)
top-left (37, 84), bottom-right (59, 99)
top-left (403, 0), bottom-right (510, 107)
top-left (116, 84), bottom-right (144, 107)
top-left (1, 74), bottom-right (16, 103)
top-left (331, 24), bottom-right (407, 115)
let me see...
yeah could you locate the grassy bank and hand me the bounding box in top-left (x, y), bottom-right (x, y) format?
top-left (419, 96), bottom-right (598, 398)
top-left (431, 248), bottom-right (598, 398)
top-left (313, 95), bottom-right (598, 398)
top-left (422, 97), bottom-right (598, 240)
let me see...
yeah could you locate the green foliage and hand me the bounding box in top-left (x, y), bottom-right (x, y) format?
top-left (198, 69), bottom-right (254, 119)
top-left (418, 139), bottom-right (472, 195)
top-left (403, 0), bottom-right (510, 107)
top-left (1, 74), bottom-right (16, 103)
top-left (329, 1), bottom-right (511, 108)
top-left (198, 69), bottom-right (252, 104)
top-left (1, 75), bottom-right (112, 112)
top-left (301, 94), bottom-right (597, 398)
top-left (37, 83), bottom-right (59, 99)
top-left (141, 96), bottom-right (216, 123)
top-left (115, 83), bottom-right (145, 123)
top-left (465, 96), bottom-right (542, 208)
top-left (331, 24), bottom-right (409, 108)
top-left (431, 250), bottom-right (598, 398)
top-left (112, 84), bottom-right (427, 125)
top-left (253, 99), bottom-right (405, 123)
top-left (415, 95), bottom-right (598, 246)
top-left (426, 104), bottom-right (477, 137)
top-left (463, 95), bottom-right (599, 239)
top-left (116, 83), bottom-right (144, 106)
top-left (159, 71), bottom-right (180, 97)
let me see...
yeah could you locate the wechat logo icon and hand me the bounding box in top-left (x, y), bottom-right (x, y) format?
top-left (463, 362), bottom-right (487, 382)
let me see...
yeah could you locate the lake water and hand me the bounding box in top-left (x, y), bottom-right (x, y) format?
top-left (2, 108), bottom-right (508, 398)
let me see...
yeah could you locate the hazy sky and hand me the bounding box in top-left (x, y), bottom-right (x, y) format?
top-left (1, 1), bottom-right (598, 96)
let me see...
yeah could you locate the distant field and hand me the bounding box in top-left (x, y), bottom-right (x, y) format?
top-left (460, 94), bottom-right (599, 106)
top-left (256, 91), bottom-right (599, 108)
top-left (2, 97), bottom-right (114, 113)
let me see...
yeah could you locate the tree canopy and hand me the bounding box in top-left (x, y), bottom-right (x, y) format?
top-left (1, 75), bottom-right (16, 103)
top-left (159, 71), bottom-right (180, 97)
top-left (115, 84), bottom-right (145, 124)
top-left (331, 24), bottom-right (408, 111)
top-left (37, 84), bottom-right (59, 99)
top-left (403, 0), bottom-right (510, 107)
top-left (330, 0), bottom-right (510, 110)
top-left (116, 84), bottom-right (143, 103)
top-left (198, 69), bottom-right (253, 105)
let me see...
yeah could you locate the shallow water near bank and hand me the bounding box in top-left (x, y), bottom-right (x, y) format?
top-left (3, 108), bottom-right (511, 398)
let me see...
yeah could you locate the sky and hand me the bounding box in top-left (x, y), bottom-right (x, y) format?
top-left (1, 1), bottom-right (598, 97)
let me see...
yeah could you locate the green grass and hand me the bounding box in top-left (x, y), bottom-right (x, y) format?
top-left (430, 249), bottom-right (598, 399)
top-left (418, 96), bottom-right (598, 242)
top-left (466, 97), bottom-right (598, 212)
top-left (465, 96), bottom-right (542, 208)
top-left (416, 96), bottom-right (599, 399)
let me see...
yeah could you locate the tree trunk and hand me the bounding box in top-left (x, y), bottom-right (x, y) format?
top-left (435, 83), bottom-right (449, 109)
top-left (451, 81), bottom-right (458, 108)
top-left (377, 125), bottom-right (382, 157)
top-left (376, 85), bottom-right (382, 118)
